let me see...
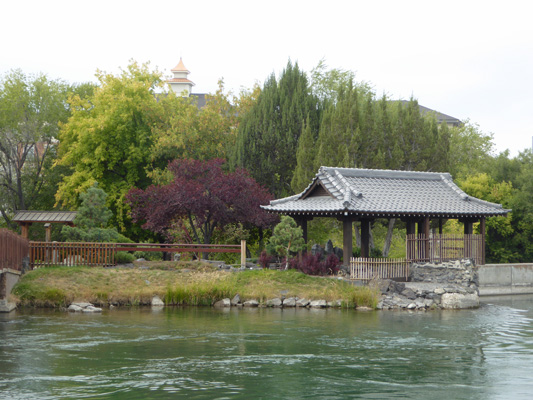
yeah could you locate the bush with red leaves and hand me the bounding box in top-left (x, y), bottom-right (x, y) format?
top-left (288, 253), bottom-right (340, 276)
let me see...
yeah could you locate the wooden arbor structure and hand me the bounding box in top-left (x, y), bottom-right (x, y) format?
top-left (12, 211), bottom-right (77, 242)
top-left (262, 167), bottom-right (510, 266)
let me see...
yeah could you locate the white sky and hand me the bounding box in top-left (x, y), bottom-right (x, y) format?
top-left (2, 0), bottom-right (532, 156)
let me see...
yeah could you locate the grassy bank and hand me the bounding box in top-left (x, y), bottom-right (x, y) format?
top-left (11, 262), bottom-right (379, 309)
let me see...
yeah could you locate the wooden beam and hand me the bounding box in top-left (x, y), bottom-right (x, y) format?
top-left (480, 217), bottom-right (486, 265)
top-left (294, 216), bottom-right (308, 244)
top-left (423, 216), bottom-right (430, 261)
top-left (464, 220), bottom-right (474, 235)
top-left (406, 220), bottom-right (416, 235)
top-left (360, 219), bottom-right (370, 258)
top-left (44, 223), bottom-right (52, 242)
top-left (20, 223), bottom-right (31, 239)
top-left (343, 217), bottom-right (353, 266)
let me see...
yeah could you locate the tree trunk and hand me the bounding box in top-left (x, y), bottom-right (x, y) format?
top-left (382, 219), bottom-right (396, 258)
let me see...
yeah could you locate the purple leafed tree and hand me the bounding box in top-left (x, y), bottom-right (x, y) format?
top-left (126, 159), bottom-right (277, 253)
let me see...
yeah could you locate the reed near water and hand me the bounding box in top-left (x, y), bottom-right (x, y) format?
top-left (11, 262), bottom-right (379, 309)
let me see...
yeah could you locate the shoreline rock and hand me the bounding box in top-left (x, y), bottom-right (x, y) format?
top-left (68, 302), bottom-right (102, 313)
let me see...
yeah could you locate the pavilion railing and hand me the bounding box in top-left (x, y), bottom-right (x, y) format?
top-left (351, 234), bottom-right (484, 280)
top-left (406, 233), bottom-right (484, 266)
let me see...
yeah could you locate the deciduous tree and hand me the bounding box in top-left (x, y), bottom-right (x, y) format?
top-left (0, 70), bottom-right (71, 227)
top-left (126, 158), bottom-right (276, 258)
top-left (55, 61), bottom-right (172, 235)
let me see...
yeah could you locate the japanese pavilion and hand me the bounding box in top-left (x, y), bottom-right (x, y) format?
top-left (261, 167), bottom-right (510, 266)
top-left (12, 210), bottom-right (77, 241)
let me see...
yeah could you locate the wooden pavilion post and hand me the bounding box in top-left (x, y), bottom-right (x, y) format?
top-left (44, 223), bottom-right (52, 242)
top-left (360, 219), bottom-right (371, 258)
top-left (480, 217), bottom-right (486, 265)
top-left (294, 216), bottom-right (309, 244)
top-left (423, 216), bottom-right (430, 262)
top-left (405, 219), bottom-right (416, 261)
top-left (463, 219), bottom-right (474, 260)
top-left (342, 216), bottom-right (353, 266)
top-left (20, 223), bottom-right (31, 239)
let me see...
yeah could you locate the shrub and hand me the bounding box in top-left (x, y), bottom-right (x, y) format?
top-left (115, 251), bottom-right (135, 264)
top-left (258, 250), bottom-right (273, 268)
top-left (289, 253), bottom-right (341, 276)
top-left (324, 254), bottom-right (341, 275)
top-left (133, 251), bottom-right (163, 261)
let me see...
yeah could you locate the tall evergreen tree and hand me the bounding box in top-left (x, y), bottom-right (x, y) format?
top-left (232, 61), bottom-right (320, 197)
top-left (291, 117), bottom-right (318, 193)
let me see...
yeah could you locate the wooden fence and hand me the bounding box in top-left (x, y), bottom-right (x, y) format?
top-left (406, 234), bottom-right (484, 265)
top-left (30, 241), bottom-right (116, 267)
top-left (350, 257), bottom-right (410, 281)
top-left (351, 234), bottom-right (484, 280)
top-left (0, 229), bottom-right (29, 271)
top-left (29, 240), bottom-right (247, 268)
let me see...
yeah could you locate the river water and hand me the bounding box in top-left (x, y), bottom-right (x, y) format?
top-left (1, 296), bottom-right (533, 399)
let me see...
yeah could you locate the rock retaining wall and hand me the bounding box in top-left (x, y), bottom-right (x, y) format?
top-left (377, 259), bottom-right (480, 310)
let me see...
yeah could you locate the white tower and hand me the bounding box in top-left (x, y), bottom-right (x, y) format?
top-left (167, 58), bottom-right (195, 97)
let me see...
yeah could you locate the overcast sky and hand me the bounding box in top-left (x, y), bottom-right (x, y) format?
top-left (2, 0), bottom-right (532, 156)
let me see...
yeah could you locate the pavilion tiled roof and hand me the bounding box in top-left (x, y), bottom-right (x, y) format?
top-left (262, 167), bottom-right (511, 218)
top-left (13, 210), bottom-right (77, 223)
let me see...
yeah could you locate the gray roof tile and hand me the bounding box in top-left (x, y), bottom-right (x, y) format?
top-left (262, 167), bottom-right (510, 218)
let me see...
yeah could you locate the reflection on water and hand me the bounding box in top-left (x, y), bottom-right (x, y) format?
top-left (2, 297), bottom-right (533, 399)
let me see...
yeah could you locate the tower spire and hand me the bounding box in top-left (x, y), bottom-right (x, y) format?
top-left (167, 57), bottom-right (195, 97)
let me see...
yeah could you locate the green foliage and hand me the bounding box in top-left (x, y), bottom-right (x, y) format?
top-left (309, 58), bottom-right (360, 105)
top-left (232, 60), bottom-right (320, 197)
top-left (74, 183), bottom-right (113, 228)
top-left (313, 92), bottom-right (450, 173)
top-left (458, 150), bottom-right (533, 263)
top-left (291, 117), bottom-right (318, 192)
top-left (0, 70), bottom-right (72, 226)
top-left (61, 184), bottom-right (130, 243)
top-left (150, 80), bottom-right (237, 172)
top-left (55, 61), bottom-right (171, 236)
top-left (267, 216), bottom-right (306, 267)
top-left (133, 251), bottom-right (163, 261)
top-left (115, 251), bottom-right (135, 264)
top-left (448, 121), bottom-right (494, 179)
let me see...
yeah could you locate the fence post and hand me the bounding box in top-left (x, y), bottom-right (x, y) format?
top-left (241, 240), bottom-right (246, 268)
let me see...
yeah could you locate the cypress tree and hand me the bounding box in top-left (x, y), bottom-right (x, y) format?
top-left (232, 61), bottom-right (319, 197)
top-left (291, 117), bottom-right (318, 193)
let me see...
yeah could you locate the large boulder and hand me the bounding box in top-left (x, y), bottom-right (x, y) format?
top-left (441, 293), bottom-right (479, 309)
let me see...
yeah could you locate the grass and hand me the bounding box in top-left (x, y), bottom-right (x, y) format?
top-left (11, 263), bottom-right (379, 309)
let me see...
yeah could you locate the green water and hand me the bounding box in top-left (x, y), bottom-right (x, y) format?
top-left (2, 297), bottom-right (533, 399)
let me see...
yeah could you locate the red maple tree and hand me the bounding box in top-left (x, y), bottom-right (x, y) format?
top-left (126, 159), bottom-right (277, 249)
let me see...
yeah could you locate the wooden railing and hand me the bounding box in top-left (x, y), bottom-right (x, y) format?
top-left (30, 241), bottom-right (116, 267)
top-left (406, 234), bottom-right (484, 265)
top-left (350, 257), bottom-right (409, 281)
top-left (351, 234), bottom-right (484, 280)
top-left (29, 240), bottom-right (247, 268)
top-left (0, 229), bottom-right (29, 271)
